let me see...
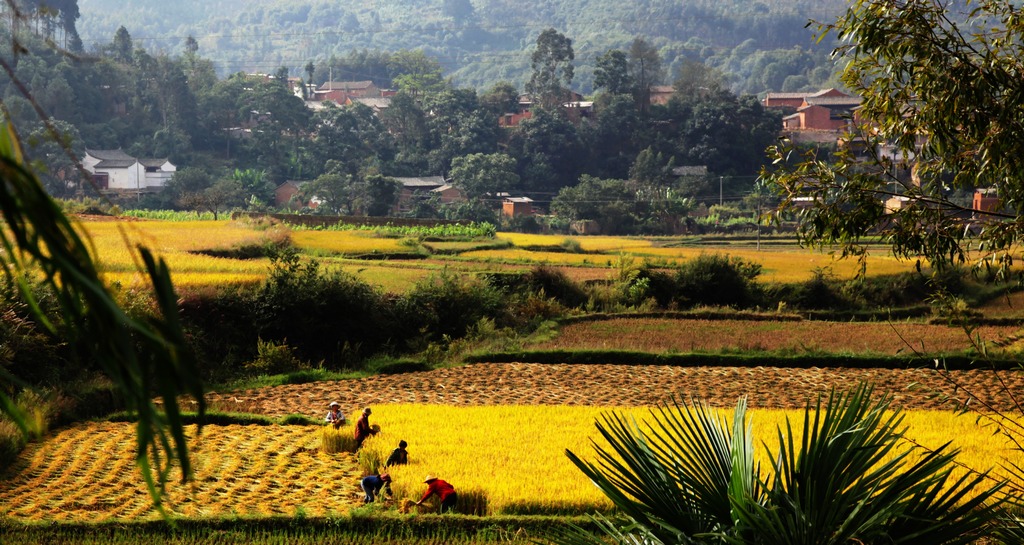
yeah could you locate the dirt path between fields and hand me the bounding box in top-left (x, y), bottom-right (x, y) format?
top-left (205, 363), bottom-right (1024, 419)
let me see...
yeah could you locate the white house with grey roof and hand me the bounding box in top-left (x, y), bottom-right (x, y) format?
top-left (81, 149), bottom-right (176, 193)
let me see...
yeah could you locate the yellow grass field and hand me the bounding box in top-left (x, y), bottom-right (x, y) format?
top-left (70, 218), bottom-right (927, 292)
top-left (2, 405), bottom-right (1018, 521)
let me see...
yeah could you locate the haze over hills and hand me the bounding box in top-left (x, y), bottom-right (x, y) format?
top-left (77, 0), bottom-right (850, 93)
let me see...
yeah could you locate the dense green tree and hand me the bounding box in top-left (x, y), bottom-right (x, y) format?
top-left (232, 168), bottom-right (273, 206)
top-left (507, 107), bottom-right (583, 192)
top-left (672, 58), bottom-right (729, 97)
top-left (449, 152), bottom-right (519, 199)
top-left (236, 77), bottom-right (310, 181)
top-left (594, 49), bottom-right (630, 96)
top-left (479, 81), bottom-right (519, 116)
top-left (526, 28), bottom-right (575, 110)
top-left (628, 37), bottom-right (663, 113)
top-left (181, 177), bottom-right (243, 219)
top-left (423, 89), bottom-right (498, 173)
top-left (309, 103), bottom-right (389, 179)
top-left (580, 94), bottom-right (642, 179)
top-left (304, 171), bottom-right (354, 214)
top-left (390, 50), bottom-right (447, 96)
top-left (355, 174), bottom-right (400, 216)
top-left (550, 175), bottom-right (641, 234)
top-left (110, 26), bottom-right (133, 64)
top-left (658, 88), bottom-right (779, 178)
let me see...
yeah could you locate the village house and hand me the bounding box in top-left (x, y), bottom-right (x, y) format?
top-left (274, 180), bottom-right (323, 210)
top-left (649, 85), bottom-right (674, 106)
top-left (81, 149), bottom-right (175, 194)
top-left (391, 176), bottom-right (463, 215)
top-left (498, 92), bottom-right (589, 128)
top-left (313, 81), bottom-right (380, 103)
top-left (763, 88), bottom-right (862, 133)
top-left (502, 196), bottom-right (534, 217)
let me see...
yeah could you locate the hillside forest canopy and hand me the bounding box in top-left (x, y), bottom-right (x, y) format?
top-left (71, 0), bottom-right (848, 94)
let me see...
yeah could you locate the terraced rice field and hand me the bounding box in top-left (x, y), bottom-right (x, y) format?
top-left (4, 363), bottom-right (1024, 522)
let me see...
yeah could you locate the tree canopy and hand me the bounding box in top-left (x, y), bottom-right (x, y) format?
top-left (766, 0), bottom-right (1024, 278)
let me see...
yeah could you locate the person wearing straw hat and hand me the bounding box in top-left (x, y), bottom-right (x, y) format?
top-left (416, 475), bottom-right (457, 513)
top-left (360, 472), bottom-right (392, 504)
top-left (324, 401), bottom-right (345, 429)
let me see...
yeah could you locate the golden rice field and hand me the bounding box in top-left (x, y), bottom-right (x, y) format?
top-left (531, 318), bottom-right (1024, 356)
top-left (1, 404), bottom-right (1019, 521)
top-left (70, 217), bottom-right (928, 293)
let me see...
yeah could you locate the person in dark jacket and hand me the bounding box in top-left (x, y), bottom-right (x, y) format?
top-left (354, 407), bottom-right (375, 448)
top-left (360, 472), bottom-right (391, 503)
top-left (385, 440), bottom-right (408, 467)
top-left (416, 475), bottom-right (457, 513)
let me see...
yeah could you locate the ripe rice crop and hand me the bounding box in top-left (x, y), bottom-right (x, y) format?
top-left (290, 230), bottom-right (410, 255)
top-left (357, 404), bottom-right (1022, 515)
top-left (459, 246), bottom-right (915, 283)
top-left (1, 407), bottom-right (1020, 522)
top-left (534, 318), bottom-right (1022, 356)
top-left (497, 233), bottom-right (653, 252)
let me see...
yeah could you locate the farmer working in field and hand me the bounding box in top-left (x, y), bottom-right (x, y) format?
top-left (324, 401), bottom-right (345, 429)
top-left (416, 475), bottom-right (458, 513)
top-left (354, 407), bottom-right (377, 448)
top-left (385, 439), bottom-right (409, 466)
top-left (360, 472), bottom-right (391, 503)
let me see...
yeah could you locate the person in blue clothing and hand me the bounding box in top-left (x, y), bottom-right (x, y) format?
top-left (360, 472), bottom-right (392, 503)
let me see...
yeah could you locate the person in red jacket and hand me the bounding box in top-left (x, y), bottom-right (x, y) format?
top-left (354, 407), bottom-right (376, 448)
top-left (416, 475), bottom-right (458, 513)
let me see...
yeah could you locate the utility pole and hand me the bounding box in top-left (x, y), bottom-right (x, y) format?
top-left (719, 176), bottom-right (723, 206)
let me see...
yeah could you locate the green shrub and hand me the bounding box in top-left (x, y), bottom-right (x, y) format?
top-left (279, 414), bottom-right (317, 425)
top-left (672, 253), bottom-right (763, 308)
top-left (244, 339), bottom-right (308, 375)
top-left (397, 271), bottom-right (506, 345)
top-left (0, 419), bottom-right (26, 469)
top-left (370, 359), bottom-right (431, 375)
top-left (526, 266), bottom-right (589, 309)
top-left (249, 247), bottom-right (395, 368)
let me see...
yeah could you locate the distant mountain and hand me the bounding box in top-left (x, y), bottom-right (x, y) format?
top-left (77, 0), bottom-right (850, 94)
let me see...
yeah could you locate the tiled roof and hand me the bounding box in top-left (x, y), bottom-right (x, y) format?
top-left (85, 149), bottom-right (170, 169)
top-left (319, 80), bottom-right (375, 91)
top-left (351, 97), bottom-right (391, 109)
top-left (85, 149), bottom-right (134, 161)
top-left (395, 176), bottom-right (446, 188)
top-left (804, 96), bottom-right (862, 107)
top-left (764, 92), bottom-right (812, 99)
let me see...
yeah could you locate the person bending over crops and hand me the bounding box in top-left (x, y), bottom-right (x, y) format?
top-left (385, 440), bottom-right (409, 466)
top-left (360, 472), bottom-right (391, 503)
top-left (325, 401), bottom-right (345, 429)
top-left (416, 475), bottom-right (457, 513)
top-left (354, 407), bottom-right (377, 448)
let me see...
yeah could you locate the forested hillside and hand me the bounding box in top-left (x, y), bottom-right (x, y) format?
top-left (77, 0), bottom-right (848, 93)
